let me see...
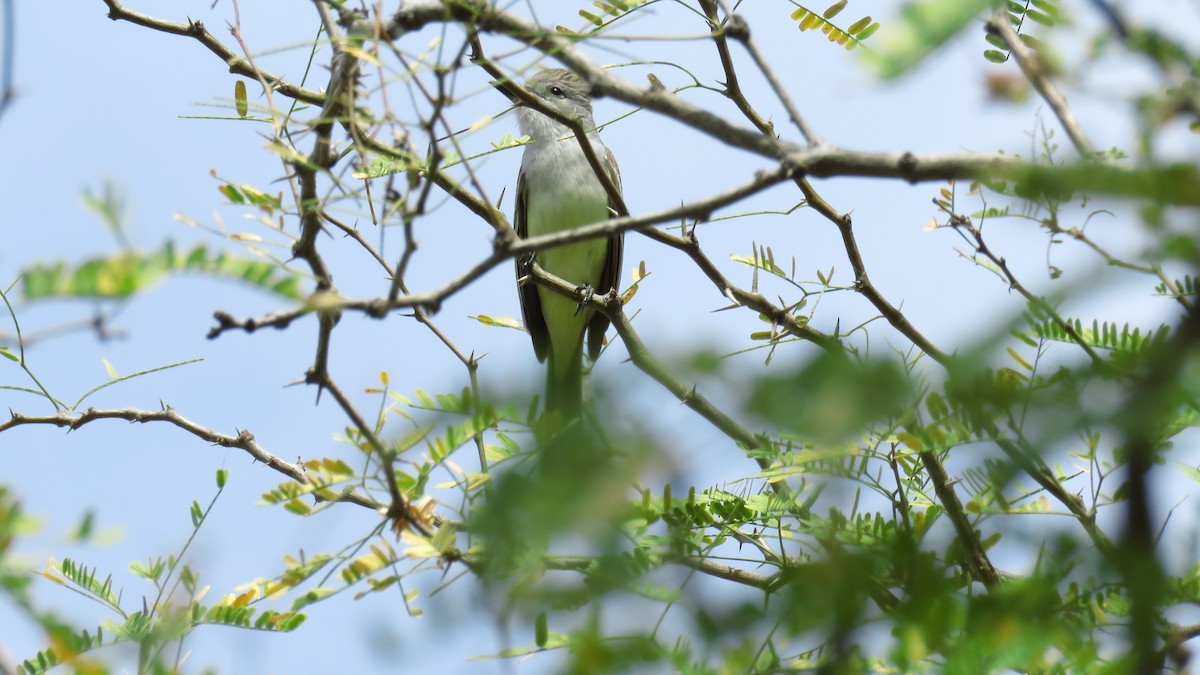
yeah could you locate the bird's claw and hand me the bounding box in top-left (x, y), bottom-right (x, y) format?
top-left (520, 253), bottom-right (536, 270)
top-left (574, 284), bottom-right (595, 315)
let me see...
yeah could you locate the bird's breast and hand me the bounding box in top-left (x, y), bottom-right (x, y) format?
top-left (520, 141), bottom-right (610, 224)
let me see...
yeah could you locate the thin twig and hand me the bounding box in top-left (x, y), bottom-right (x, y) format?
top-left (986, 12), bottom-right (1095, 156)
top-left (209, 164), bottom-right (805, 333)
top-left (0, 406), bottom-right (383, 510)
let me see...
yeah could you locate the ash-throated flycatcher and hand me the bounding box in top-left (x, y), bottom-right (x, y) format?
top-left (514, 68), bottom-right (623, 417)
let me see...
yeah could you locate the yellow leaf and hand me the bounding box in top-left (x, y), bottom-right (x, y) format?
top-left (231, 590), bottom-right (256, 607)
top-left (40, 571), bottom-right (66, 585)
top-left (468, 115), bottom-right (494, 132)
top-left (471, 314), bottom-right (524, 329)
top-left (404, 540), bottom-right (440, 559)
top-left (896, 431), bottom-right (924, 451)
top-left (234, 80), bottom-right (248, 118)
top-left (339, 44), bottom-right (382, 66)
top-left (632, 260), bottom-right (648, 281)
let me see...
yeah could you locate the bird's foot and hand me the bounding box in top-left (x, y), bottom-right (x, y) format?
top-left (574, 284), bottom-right (595, 316)
top-left (520, 253), bottom-right (536, 270)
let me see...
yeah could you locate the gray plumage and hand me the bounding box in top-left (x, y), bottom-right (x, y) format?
top-left (514, 68), bottom-right (624, 417)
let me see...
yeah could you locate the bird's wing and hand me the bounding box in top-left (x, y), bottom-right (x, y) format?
top-left (587, 145), bottom-right (624, 362)
top-left (516, 169), bottom-right (550, 363)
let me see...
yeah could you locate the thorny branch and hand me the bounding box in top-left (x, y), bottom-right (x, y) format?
top-left (208, 164), bottom-right (805, 336)
top-left (0, 406), bottom-right (382, 511)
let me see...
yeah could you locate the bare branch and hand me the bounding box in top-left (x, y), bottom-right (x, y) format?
top-left (986, 12), bottom-right (1095, 156)
top-left (798, 179), bottom-right (950, 364)
top-left (699, 0), bottom-right (820, 144)
top-left (0, 406), bottom-right (381, 510)
top-left (208, 308), bottom-right (310, 339)
top-left (102, 0), bottom-right (324, 106)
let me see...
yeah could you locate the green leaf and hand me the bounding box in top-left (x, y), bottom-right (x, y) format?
top-left (857, 22), bottom-right (880, 40)
top-left (284, 498), bottom-right (313, 516)
top-left (1026, 8), bottom-right (1054, 26)
top-left (847, 16), bottom-right (872, 34)
top-left (20, 243), bottom-right (305, 302)
top-left (352, 155), bottom-right (417, 180)
top-left (535, 611), bottom-right (548, 648)
top-left (291, 587), bottom-right (336, 611)
top-left (865, 0), bottom-right (992, 78)
top-left (220, 183), bottom-right (245, 204)
top-left (81, 180), bottom-right (129, 247)
top-left (18, 625), bottom-right (105, 675)
top-left (57, 558), bottom-right (121, 608)
top-left (823, 0), bottom-right (848, 19)
top-left (68, 510), bottom-right (95, 542)
top-left (579, 9), bottom-right (603, 26)
top-left (430, 523), bottom-right (456, 554)
top-left (984, 33), bottom-right (1007, 49)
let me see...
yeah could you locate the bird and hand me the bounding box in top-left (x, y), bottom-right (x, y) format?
top-left (513, 68), bottom-right (624, 419)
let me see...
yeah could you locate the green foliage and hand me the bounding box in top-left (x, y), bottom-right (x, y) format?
top-left (19, 242), bottom-right (303, 302)
top-left (12, 472), bottom-right (308, 672)
top-left (1156, 274), bottom-right (1200, 299)
top-left (983, 0), bottom-right (1062, 63)
top-left (865, 0), bottom-right (993, 77)
top-left (789, 2), bottom-right (880, 51)
top-left (748, 350), bottom-right (912, 443)
top-left (1019, 314), bottom-right (1171, 355)
top-left (566, 0), bottom-right (653, 34)
top-left (260, 458), bottom-right (358, 510)
top-left (81, 179), bottom-right (130, 249)
top-left (18, 626), bottom-right (105, 675)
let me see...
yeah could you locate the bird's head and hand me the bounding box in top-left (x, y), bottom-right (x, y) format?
top-left (516, 68), bottom-right (595, 139)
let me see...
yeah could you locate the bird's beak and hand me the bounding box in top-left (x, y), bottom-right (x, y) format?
top-left (489, 78), bottom-right (524, 106)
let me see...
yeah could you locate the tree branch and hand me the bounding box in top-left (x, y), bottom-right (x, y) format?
top-left (102, 0), bottom-right (325, 106)
top-left (986, 12), bottom-right (1095, 157)
top-left (0, 406), bottom-right (382, 510)
top-left (209, 164), bottom-right (808, 334)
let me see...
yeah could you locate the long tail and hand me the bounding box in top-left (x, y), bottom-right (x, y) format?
top-left (544, 343), bottom-right (584, 420)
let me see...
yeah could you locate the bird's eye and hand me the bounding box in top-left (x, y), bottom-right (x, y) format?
top-left (550, 86), bottom-right (565, 98)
